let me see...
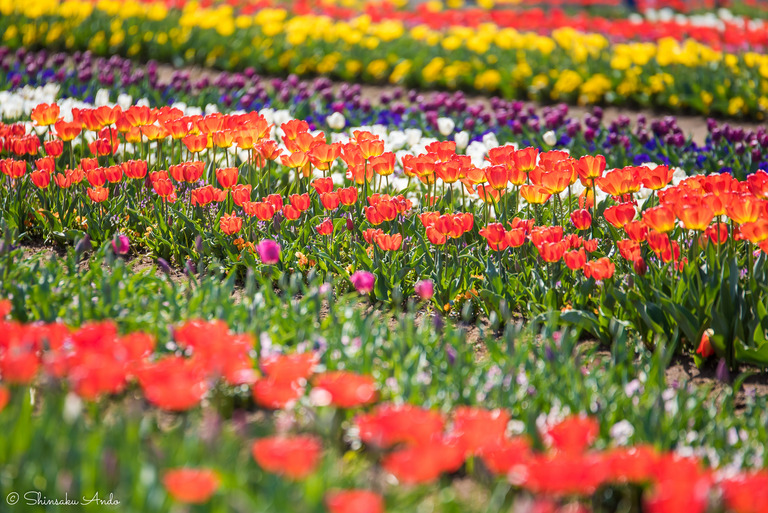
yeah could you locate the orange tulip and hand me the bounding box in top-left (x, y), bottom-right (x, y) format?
top-left (321, 192), bottom-right (340, 210)
top-left (54, 119), bottom-right (81, 142)
top-left (280, 119), bottom-right (310, 141)
top-left (576, 155), bottom-right (605, 185)
top-left (375, 233), bottom-right (403, 251)
top-left (153, 178), bottom-right (175, 199)
top-left (87, 187), bottom-right (109, 203)
top-left (104, 165), bottom-right (123, 183)
top-left (564, 248), bottom-right (587, 270)
top-left (31, 103), bottom-right (60, 126)
top-left (617, 239), bottom-right (642, 261)
top-left (311, 177), bottom-right (334, 195)
top-left (484, 165), bottom-right (508, 190)
top-left (232, 184), bottom-right (252, 207)
top-left (514, 147), bottom-right (539, 173)
top-left (740, 220), bottom-right (768, 243)
top-left (163, 468), bottom-right (219, 504)
top-left (282, 205), bottom-right (301, 220)
top-left (705, 222), bottom-right (728, 245)
top-left (44, 140), bottom-right (64, 157)
top-left (520, 184), bottom-right (551, 205)
top-left (219, 212), bottom-right (243, 235)
top-left (183, 133), bottom-right (208, 153)
top-left (308, 143), bottom-right (341, 171)
top-left (603, 203), bottom-right (636, 229)
top-left (677, 205), bottom-right (715, 232)
top-left (505, 228), bottom-right (526, 248)
top-left (30, 170), bottom-right (51, 189)
top-left (642, 206), bottom-right (676, 233)
top-left (584, 257), bottom-right (615, 280)
top-left (479, 223), bottom-right (507, 251)
top-left (570, 209), bottom-right (592, 231)
top-left (624, 220), bottom-right (648, 242)
top-left (726, 194), bottom-right (762, 224)
top-left (124, 105), bottom-right (156, 127)
top-left (338, 187), bottom-right (358, 206)
top-left (0, 159), bottom-right (26, 179)
top-left (289, 193), bottom-right (311, 212)
top-left (426, 226), bottom-right (447, 245)
top-left (596, 166), bottom-right (641, 197)
top-left (316, 218), bottom-right (334, 236)
top-left (370, 152), bottom-right (396, 177)
top-left (640, 165), bottom-right (674, 190)
top-left (120, 160), bottom-right (147, 180)
top-left (280, 151), bottom-right (310, 170)
top-left (216, 167), bottom-right (239, 189)
top-left (537, 241), bottom-right (567, 263)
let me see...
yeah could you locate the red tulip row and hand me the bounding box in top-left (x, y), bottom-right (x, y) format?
top-left (0, 310), bottom-right (765, 512)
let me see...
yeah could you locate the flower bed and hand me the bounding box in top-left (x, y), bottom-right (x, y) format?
top-left (2, 100), bottom-right (768, 370)
top-left (2, 50), bottom-right (767, 180)
top-left (2, 1), bottom-right (768, 118)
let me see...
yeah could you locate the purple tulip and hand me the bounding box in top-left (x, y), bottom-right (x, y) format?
top-left (256, 239), bottom-right (281, 265)
top-left (111, 234), bottom-right (130, 255)
top-left (350, 271), bottom-right (375, 294)
top-left (415, 279), bottom-right (434, 301)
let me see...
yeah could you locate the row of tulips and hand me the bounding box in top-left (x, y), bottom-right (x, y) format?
top-left (3, 47), bottom-right (768, 181)
top-left (1, 309), bottom-right (767, 513)
top-left (3, 1), bottom-right (768, 118)
top-left (3, 101), bottom-right (768, 366)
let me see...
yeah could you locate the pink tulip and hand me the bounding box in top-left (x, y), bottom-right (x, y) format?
top-left (257, 239), bottom-right (281, 265)
top-left (350, 271), bottom-right (375, 294)
top-left (415, 280), bottom-right (434, 301)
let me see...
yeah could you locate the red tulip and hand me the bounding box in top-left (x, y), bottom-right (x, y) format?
top-left (251, 435), bottom-right (322, 480)
top-left (163, 468), bottom-right (219, 504)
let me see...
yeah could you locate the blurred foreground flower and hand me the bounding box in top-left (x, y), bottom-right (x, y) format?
top-left (326, 490), bottom-right (385, 513)
top-left (163, 468), bottom-right (219, 504)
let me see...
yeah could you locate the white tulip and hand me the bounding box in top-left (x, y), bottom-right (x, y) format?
top-left (454, 131), bottom-right (469, 151)
top-left (326, 112), bottom-right (346, 130)
top-left (95, 89), bottom-right (111, 107)
top-left (117, 93), bottom-right (133, 110)
top-left (482, 132), bottom-right (499, 150)
top-left (437, 117), bottom-right (455, 137)
top-left (543, 130), bottom-right (557, 146)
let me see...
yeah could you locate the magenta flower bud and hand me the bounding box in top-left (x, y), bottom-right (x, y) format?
top-left (350, 271), bottom-right (375, 294)
top-left (111, 234), bottom-right (130, 255)
top-left (415, 280), bottom-right (434, 301)
top-left (256, 239), bottom-right (281, 265)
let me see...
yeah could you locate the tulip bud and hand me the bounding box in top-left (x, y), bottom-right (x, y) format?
top-left (543, 130), bottom-right (557, 146)
top-left (346, 217), bottom-right (354, 232)
top-left (157, 257), bottom-right (172, 276)
top-left (633, 258), bottom-right (647, 276)
top-left (111, 234), bottom-right (130, 255)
